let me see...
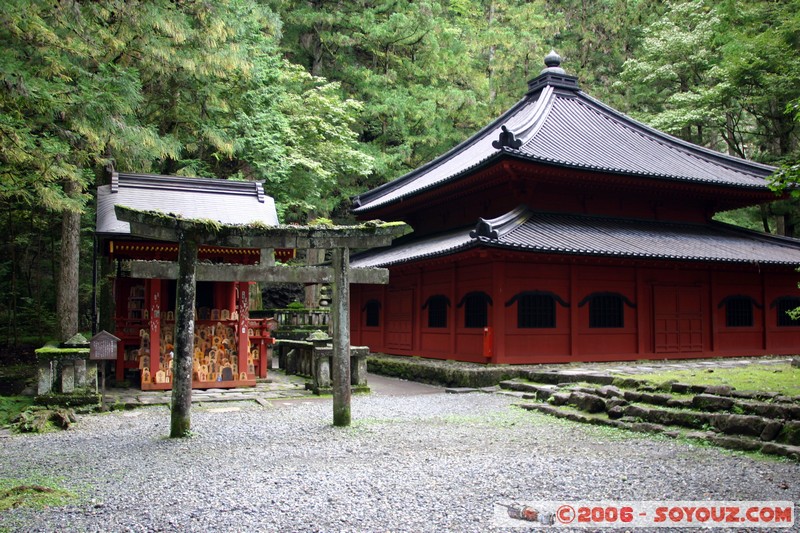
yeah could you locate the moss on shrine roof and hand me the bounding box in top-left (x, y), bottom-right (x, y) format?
top-left (116, 205), bottom-right (407, 235)
top-left (35, 344), bottom-right (90, 360)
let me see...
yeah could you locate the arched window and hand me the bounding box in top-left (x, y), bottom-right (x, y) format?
top-left (773, 296), bottom-right (800, 327)
top-left (505, 291), bottom-right (569, 328)
top-left (579, 292), bottom-right (635, 328)
top-left (458, 291), bottom-right (492, 328)
top-left (423, 295), bottom-right (450, 328)
top-left (719, 295), bottom-right (759, 328)
top-left (363, 299), bottom-right (381, 327)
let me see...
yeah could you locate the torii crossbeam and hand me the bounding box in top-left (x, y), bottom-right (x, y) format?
top-left (115, 205), bottom-right (408, 437)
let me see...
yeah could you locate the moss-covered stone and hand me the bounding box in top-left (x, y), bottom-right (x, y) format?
top-left (367, 356), bottom-right (526, 388)
top-left (34, 393), bottom-right (101, 409)
top-left (35, 345), bottom-right (89, 361)
top-left (777, 421), bottom-right (800, 445)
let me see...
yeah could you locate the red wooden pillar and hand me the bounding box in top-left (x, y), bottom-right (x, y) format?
top-left (636, 267), bottom-right (647, 355)
top-left (761, 272), bottom-right (768, 351)
top-left (237, 282), bottom-right (249, 378)
top-left (450, 262), bottom-right (458, 357)
top-left (115, 340), bottom-right (126, 383)
top-left (228, 282), bottom-right (237, 315)
top-left (115, 277), bottom-right (125, 382)
top-left (709, 271), bottom-right (718, 353)
top-left (149, 279), bottom-right (162, 377)
top-left (570, 264), bottom-right (579, 357)
top-left (490, 260), bottom-right (506, 363)
top-left (414, 268), bottom-right (423, 353)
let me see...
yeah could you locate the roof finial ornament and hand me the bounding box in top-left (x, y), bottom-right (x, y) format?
top-left (492, 125), bottom-right (523, 150)
top-left (470, 218), bottom-right (499, 240)
top-left (540, 49), bottom-right (566, 75)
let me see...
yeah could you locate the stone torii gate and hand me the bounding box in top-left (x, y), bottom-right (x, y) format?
top-left (115, 205), bottom-right (407, 437)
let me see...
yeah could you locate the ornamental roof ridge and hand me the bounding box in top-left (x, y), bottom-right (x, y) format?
top-left (470, 205), bottom-right (532, 241)
top-left (352, 51), bottom-right (776, 216)
top-left (113, 171), bottom-right (265, 199)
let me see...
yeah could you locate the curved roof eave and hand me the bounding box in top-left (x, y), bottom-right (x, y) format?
top-left (577, 91), bottom-right (776, 176)
top-left (352, 72), bottom-right (778, 215)
top-left (476, 238), bottom-right (800, 266)
top-left (351, 206), bottom-right (800, 269)
top-left (352, 147), bottom-right (775, 216)
top-left (351, 90), bottom-right (546, 213)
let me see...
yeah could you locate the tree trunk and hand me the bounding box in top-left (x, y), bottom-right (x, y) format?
top-left (56, 179), bottom-right (81, 342)
top-left (331, 247), bottom-right (351, 427)
top-left (760, 204), bottom-right (771, 234)
top-left (171, 235), bottom-right (198, 438)
top-left (8, 212), bottom-right (17, 345)
top-left (776, 215), bottom-right (786, 237)
top-left (487, 2), bottom-right (496, 104)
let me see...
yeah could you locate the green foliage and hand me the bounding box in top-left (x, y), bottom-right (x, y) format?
top-left (275, 0), bottom-right (560, 194)
top-left (0, 396), bottom-right (34, 426)
top-left (2, 0), bottom-right (800, 339)
top-left (618, 0), bottom-right (800, 236)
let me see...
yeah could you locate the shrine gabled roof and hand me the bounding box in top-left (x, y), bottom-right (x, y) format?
top-left (352, 52), bottom-right (776, 215)
top-left (96, 172), bottom-right (279, 236)
top-left (349, 205), bottom-right (800, 268)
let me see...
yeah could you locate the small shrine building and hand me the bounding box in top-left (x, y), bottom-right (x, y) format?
top-left (96, 172), bottom-right (286, 390)
top-left (348, 51), bottom-right (800, 364)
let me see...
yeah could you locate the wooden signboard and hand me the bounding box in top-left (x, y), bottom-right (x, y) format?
top-left (90, 330), bottom-right (121, 360)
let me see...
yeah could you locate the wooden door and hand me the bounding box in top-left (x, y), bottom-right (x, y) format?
top-left (386, 288), bottom-right (414, 350)
top-left (653, 286), bottom-right (704, 353)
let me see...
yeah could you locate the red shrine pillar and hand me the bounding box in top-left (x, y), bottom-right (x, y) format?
top-left (149, 279), bottom-right (162, 378)
top-left (237, 282), bottom-right (250, 378)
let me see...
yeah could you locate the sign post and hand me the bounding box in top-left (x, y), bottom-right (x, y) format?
top-left (90, 331), bottom-right (121, 399)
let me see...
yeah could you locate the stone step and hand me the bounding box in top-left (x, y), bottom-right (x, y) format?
top-left (515, 402), bottom-right (800, 461)
top-left (499, 380), bottom-right (559, 401)
top-left (525, 370), bottom-right (616, 386)
top-left (509, 376), bottom-right (800, 422)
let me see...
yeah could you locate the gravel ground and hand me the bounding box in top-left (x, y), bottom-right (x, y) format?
top-left (0, 392), bottom-right (797, 532)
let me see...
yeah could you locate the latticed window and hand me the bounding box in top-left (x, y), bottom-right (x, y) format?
top-left (589, 294), bottom-right (624, 328)
top-left (776, 297), bottom-right (800, 327)
top-left (426, 295), bottom-right (449, 328)
top-left (725, 296), bottom-right (753, 327)
top-left (463, 292), bottom-right (490, 328)
top-left (364, 300), bottom-right (381, 327)
top-left (518, 293), bottom-right (556, 328)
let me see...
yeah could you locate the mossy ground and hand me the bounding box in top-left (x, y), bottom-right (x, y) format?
top-left (0, 477), bottom-right (77, 512)
top-left (0, 396), bottom-right (35, 426)
top-left (617, 363), bottom-right (800, 396)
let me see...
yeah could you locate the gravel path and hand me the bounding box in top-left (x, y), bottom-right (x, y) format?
top-left (0, 391), bottom-right (797, 532)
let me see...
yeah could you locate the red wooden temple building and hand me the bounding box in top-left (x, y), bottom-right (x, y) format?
top-left (96, 172), bottom-right (286, 390)
top-left (349, 51), bottom-right (800, 364)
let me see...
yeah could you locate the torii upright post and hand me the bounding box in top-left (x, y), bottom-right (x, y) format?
top-left (171, 230), bottom-right (198, 438)
top-left (331, 247), bottom-right (351, 426)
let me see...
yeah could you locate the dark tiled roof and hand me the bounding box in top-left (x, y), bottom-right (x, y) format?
top-left (353, 78), bottom-right (775, 214)
top-left (96, 172), bottom-right (279, 236)
top-left (350, 206), bottom-right (800, 268)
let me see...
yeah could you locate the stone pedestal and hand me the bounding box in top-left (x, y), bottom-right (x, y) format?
top-left (74, 359), bottom-right (87, 388)
top-left (351, 347), bottom-right (369, 387)
top-left (314, 349), bottom-right (332, 390)
top-left (61, 362), bottom-right (75, 393)
top-left (38, 363), bottom-right (53, 395)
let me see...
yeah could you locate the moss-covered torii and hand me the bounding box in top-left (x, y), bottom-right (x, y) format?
top-left (114, 205), bottom-right (407, 436)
